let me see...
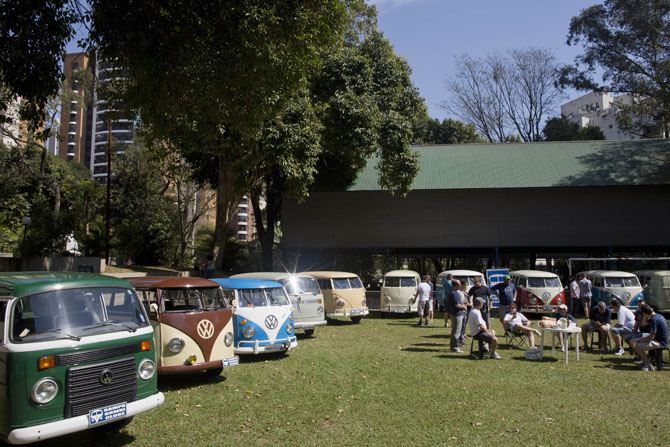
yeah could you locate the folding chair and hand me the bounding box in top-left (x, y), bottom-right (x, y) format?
top-left (588, 329), bottom-right (611, 351)
top-left (504, 325), bottom-right (530, 349)
top-left (649, 346), bottom-right (670, 371)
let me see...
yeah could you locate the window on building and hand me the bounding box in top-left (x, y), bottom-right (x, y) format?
top-left (71, 62), bottom-right (78, 70)
top-left (69, 113), bottom-right (77, 123)
top-left (68, 134), bottom-right (75, 143)
top-left (69, 124), bottom-right (75, 132)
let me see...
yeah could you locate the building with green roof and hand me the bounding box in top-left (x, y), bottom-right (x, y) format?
top-left (282, 139), bottom-right (670, 261)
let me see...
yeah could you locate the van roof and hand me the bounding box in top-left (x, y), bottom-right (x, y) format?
top-left (0, 272), bottom-right (132, 298)
top-left (384, 270), bottom-right (420, 277)
top-left (210, 278), bottom-right (283, 289)
top-left (231, 272), bottom-right (314, 281)
top-left (126, 276), bottom-right (220, 289)
top-left (578, 270), bottom-right (638, 277)
top-left (511, 270), bottom-right (559, 278)
top-left (301, 271), bottom-right (361, 279)
top-left (635, 270), bottom-right (670, 277)
top-left (437, 270), bottom-right (484, 277)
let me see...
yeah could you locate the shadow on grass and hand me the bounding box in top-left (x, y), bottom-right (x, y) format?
top-left (158, 373), bottom-right (227, 391)
top-left (421, 334), bottom-right (449, 339)
top-left (37, 424), bottom-right (136, 447)
top-left (593, 356), bottom-right (644, 371)
top-left (324, 319), bottom-right (362, 326)
top-left (238, 351), bottom-right (291, 364)
top-left (403, 343), bottom-right (444, 353)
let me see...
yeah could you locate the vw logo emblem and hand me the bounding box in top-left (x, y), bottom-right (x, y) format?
top-left (542, 292), bottom-right (551, 300)
top-left (197, 319), bottom-right (215, 339)
top-left (622, 291), bottom-right (631, 299)
top-left (99, 369), bottom-right (114, 385)
top-left (265, 315), bottom-right (278, 330)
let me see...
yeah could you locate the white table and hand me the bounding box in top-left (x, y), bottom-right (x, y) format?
top-left (539, 326), bottom-right (582, 364)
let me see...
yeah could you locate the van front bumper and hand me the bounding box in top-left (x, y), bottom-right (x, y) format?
top-left (294, 320), bottom-right (327, 329)
top-left (327, 307), bottom-right (369, 318)
top-left (235, 336), bottom-right (298, 354)
top-left (8, 392), bottom-right (165, 445)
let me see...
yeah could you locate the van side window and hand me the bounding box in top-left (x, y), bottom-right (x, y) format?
top-left (317, 279), bottom-right (331, 290)
top-left (137, 289), bottom-right (158, 316)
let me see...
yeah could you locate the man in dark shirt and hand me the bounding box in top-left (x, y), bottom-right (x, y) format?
top-left (631, 304), bottom-right (669, 371)
top-left (580, 301), bottom-right (611, 350)
top-left (492, 275), bottom-right (516, 326)
top-left (468, 277), bottom-right (492, 329)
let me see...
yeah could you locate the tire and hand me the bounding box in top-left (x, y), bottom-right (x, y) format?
top-left (206, 367), bottom-right (223, 377)
top-left (304, 328), bottom-right (315, 337)
top-left (351, 316), bottom-right (362, 323)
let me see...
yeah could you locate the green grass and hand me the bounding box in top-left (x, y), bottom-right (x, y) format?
top-left (60, 313), bottom-right (670, 447)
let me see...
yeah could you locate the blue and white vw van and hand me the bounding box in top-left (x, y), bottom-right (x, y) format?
top-left (210, 278), bottom-right (297, 354)
top-left (579, 270), bottom-right (643, 309)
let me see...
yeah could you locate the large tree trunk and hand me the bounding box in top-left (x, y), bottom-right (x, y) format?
top-left (213, 159), bottom-right (238, 271)
top-left (252, 174), bottom-right (281, 272)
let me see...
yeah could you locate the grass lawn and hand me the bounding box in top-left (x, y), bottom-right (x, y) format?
top-left (52, 312), bottom-right (670, 447)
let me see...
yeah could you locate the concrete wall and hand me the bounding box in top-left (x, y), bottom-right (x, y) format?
top-left (282, 185), bottom-right (670, 252)
top-left (0, 257), bottom-right (105, 273)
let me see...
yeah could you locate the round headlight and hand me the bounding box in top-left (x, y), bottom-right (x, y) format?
top-left (385, 296), bottom-right (391, 303)
top-left (317, 306), bottom-right (323, 314)
top-left (224, 331), bottom-right (234, 347)
top-left (138, 358), bottom-right (156, 380)
top-left (337, 300), bottom-right (345, 307)
top-left (242, 326), bottom-right (255, 339)
top-left (286, 323), bottom-right (294, 334)
top-left (168, 337), bottom-right (185, 353)
top-left (31, 378), bottom-right (58, 404)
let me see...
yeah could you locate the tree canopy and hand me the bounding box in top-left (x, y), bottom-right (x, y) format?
top-left (542, 116), bottom-right (605, 141)
top-left (560, 0), bottom-right (670, 137)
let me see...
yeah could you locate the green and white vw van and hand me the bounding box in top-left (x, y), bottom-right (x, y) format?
top-left (0, 272), bottom-right (165, 444)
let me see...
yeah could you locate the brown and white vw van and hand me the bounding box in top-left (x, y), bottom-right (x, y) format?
top-left (127, 277), bottom-right (238, 376)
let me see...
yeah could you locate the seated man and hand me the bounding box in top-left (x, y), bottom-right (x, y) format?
top-left (581, 301), bottom-right (611, 350)
top-left (630, 304), bottom-right (668, 371)
top-left (468, 297), bottom-right (501, 359)
top-left (551, 304), bottom-right (576, 351)
top-left (609, 299), bottom-right (636, 356)
top-left (503, 303), bottom-right (540, 348)
top-left (624, 299), bottom-right (651, 357)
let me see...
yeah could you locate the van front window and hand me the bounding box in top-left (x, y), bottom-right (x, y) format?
top-left (605, 277), bottom-right (640, 288)
top-left (333, 279), bottom-right (352, 289)
top-left (266, 288), bottom-right (290, 306)
top-left (238, 289), bottom-right (268, 307)
top-left (400, 277), bottom-right (417, 287)
top-left (11, 287), bottom-right (148, 343)
top-left (161, 287), bottom-right (228, 312)
top-left (384, 277), bottom-right (400, 287)
top-left (280, 277), bottom-right (320, 295)
top-left (349, 277), bottom-right (363, 289)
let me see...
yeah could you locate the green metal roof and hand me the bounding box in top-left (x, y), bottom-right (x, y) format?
top-left (0, 272), bottom-right (132, 298)
top-left (349, 139), bottom-right (670, 191)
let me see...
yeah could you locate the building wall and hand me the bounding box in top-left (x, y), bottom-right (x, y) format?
top-left (561, 91), bottom-right (637, 140)
top-left (281, 186), bottom-right (670, 252)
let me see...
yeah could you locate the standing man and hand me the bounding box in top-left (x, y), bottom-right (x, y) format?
top-left (630, 304), bottom-right (668, 371)
top-left (492, 275), bottom-right (517, 327)
top-left (447, 280), bottom-right (466, 352)
top-left (569, 276), bottom-right (581, 317)
top-left (426, 275), bottom-right (435, 324)
top-left (468, 277), bottom-right (492, 328)
top-left (468, 297), bottom-right (501, 359)
top-left (609, 299), bottom-right (636, 356)
top-left (442, 273), bottom-right (453, 328)
top-left (413, 275), bottom-right (432, 326)
top-left (578, 273), bottom-right (593, 319)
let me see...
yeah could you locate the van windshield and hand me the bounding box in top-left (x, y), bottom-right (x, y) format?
top-left (528, 277), bottom-right (561, 288)
top-left (385, 277), bottom-right (417, 287)
top-left (333, 277), bottom-right (363, 289)
top-left (605, 277), bottom-right (640, 288)
top-left (11, 287), bottom-right (148, 343)
top-left (237, 288), bottom-right (290, 307)
top-left (280, 277), bottom-right (320, 295)
top-left (161, 287), bottom-right (228, 312)
top-left (454, 276), bottom-right (480, 286)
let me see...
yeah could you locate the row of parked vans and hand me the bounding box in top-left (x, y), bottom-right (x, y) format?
top-left (0, 270), bottom-right (371, 444)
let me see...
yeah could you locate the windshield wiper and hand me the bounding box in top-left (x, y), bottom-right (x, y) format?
top-left (83, 322), bottom-right (137, 332)
top-left (36, 328), bottom-right (81, 341)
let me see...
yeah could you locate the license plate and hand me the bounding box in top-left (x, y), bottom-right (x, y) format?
top-left (89, 402), bottom-right (127, 426)
top-left (222, 357), bottom-right (239, 368)
top-left (264, 343), bottom-right (286, 352)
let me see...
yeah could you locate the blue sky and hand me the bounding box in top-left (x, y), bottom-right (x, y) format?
top-left (368, 0), bottom-right (601, 120)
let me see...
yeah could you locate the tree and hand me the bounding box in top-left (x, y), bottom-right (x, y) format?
top-left (249, 21), bottom-right (425, 270)
top-left (543, 116), bottom-right (605, 141)
top-left (413, 115), bottom-right (484, 144)
top-left (560, 0), bottom-right (670, 137)
top-left (443, 48), bottom-right (564, 142)
top-left (89, 0), bottom-right (348, 269)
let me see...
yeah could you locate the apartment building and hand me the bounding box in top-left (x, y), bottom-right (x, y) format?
top-left (561, 91), bottom-right (637, 140)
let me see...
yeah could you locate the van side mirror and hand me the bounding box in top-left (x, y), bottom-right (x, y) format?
top-left (232, 299), bottom-right (238, 308)
top-left (149, 303), bottom-right (159, 315)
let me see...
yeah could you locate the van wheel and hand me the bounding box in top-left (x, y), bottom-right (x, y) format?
top-left (351, 316), bottom-right (362, 323)
top-left (304, 328), bottom-right (315, 337)
top-left (206, 367), bottom-right (223, 377)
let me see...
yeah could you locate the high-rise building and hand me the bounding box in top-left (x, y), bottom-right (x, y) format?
top-left (57, 53), bottom-right (92, 163)
top-left (561, 91), bottom-right (637, 140)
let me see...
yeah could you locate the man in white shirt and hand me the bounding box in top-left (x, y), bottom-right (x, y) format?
top-left (468, 297), bottom-right (501, 359)
top-left (414, 276), bottom-right (433, 326)
top-left (503, 303), bottom-right (540, 348)
top-left (569, 276), bottom-right (580, 316)
top-left (609, 299), bottom-right (636, 356)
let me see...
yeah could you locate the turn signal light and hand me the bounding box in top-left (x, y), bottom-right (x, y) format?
top-left (240, 319), bottom-right (247, 326)
top-left (140, 340), bottom-right (152, 351)
top-left (187, 355), bottom-right (197, 365)
top-left (37, 356), bottom-right (55, 371)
